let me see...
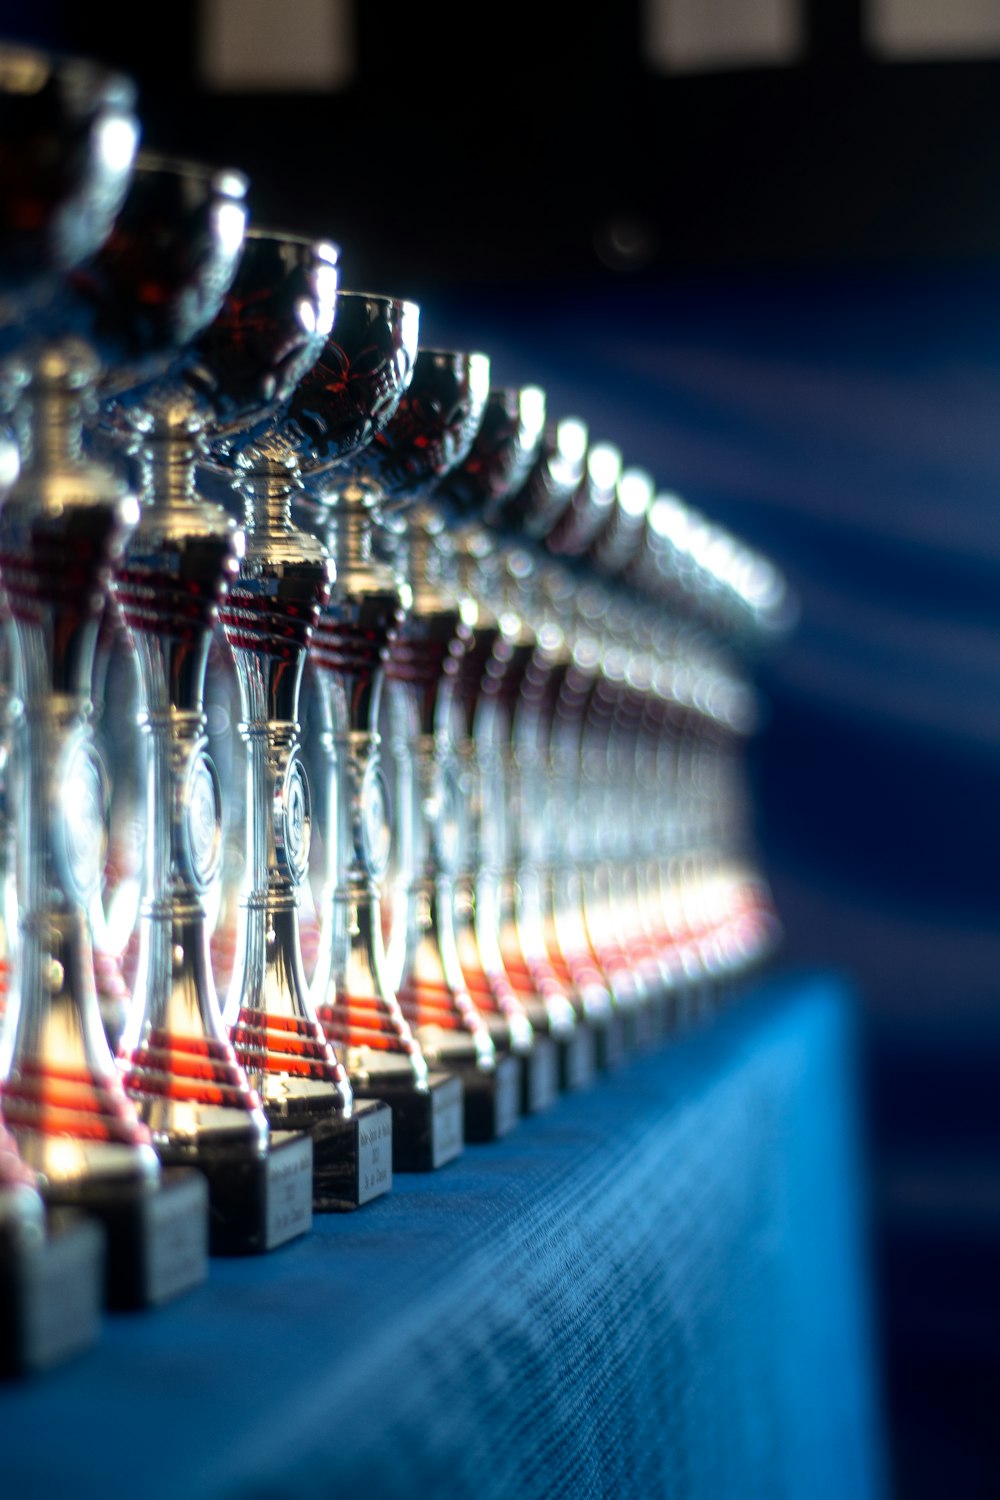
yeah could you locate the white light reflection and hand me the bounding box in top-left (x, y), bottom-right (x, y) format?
top-left (587, 441), bottom-right (622, 493)
top-left (96, 115), bottom-right (139, 176)
top-left (558, 416), bottom-right (588, 466)
top-left (648, 492), bottom-right (692, 547)
top-left (469, 353), bottom-right (491, 410)
top-left (313, 243), bottom-right (341, 335)
top-left (519, 384), bottom-right (547, 448)
top-left (215, 199), bottom-right (247, 257)
top-left (618, 466), bottom-right (655, 518)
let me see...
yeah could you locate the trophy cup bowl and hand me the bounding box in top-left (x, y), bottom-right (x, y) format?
top-left (187, 227), bottom-right (340, 444)
top-left (71, 150), bottom-right (249, 400)
top-left (487, 411), bottom-right (589, 541)
top-left (285, 288), bottom-right (420, 482)
top-left (0, 42), bottom-right (138, 317)
top-left (352, 344), bottom-right (491, 514)
top-left (433, 382), bottom-right (547, 530)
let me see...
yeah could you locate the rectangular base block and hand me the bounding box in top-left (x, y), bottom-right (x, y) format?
top-left (591, 1011), bottom-right (629, 1072)
top-left (459, 1053), bottom-right (522, 1143)
top-left (626, 994), bottom-right (663, 1053)
top-left (310, 1102), bottom-right (392, 1212)
top-left (0, 1207), bottom-right (104, 1377)
top-left (520, 1036), bottom-right (559, 1115)
top-left (46, 1167), bottom-right (209, 1311)
top-left (182, 1131), bottom-right (314, 1258)
top-left (353, 1072), bottom-right (464, 1173)
top-left (556, 1022), bottom-right (598, 1093)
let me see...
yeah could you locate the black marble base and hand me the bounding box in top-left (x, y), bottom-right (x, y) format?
top-left (519, 1035), bottom-right (559, 1115)
top-left (556, 1022), bottom-right (598, 1093)
top-left (0, 1204), bottom-right (104, 1377)
top-left (46, 1167), bottom-right (209, 1310)
top-left (591, 1011), bottom-right (629, 1072)
top-left (353, 1071), bottom-right (464, 1173)
top-left (629, 990), bottom-right (668, 1053)
top-left (458, 1054), bottom-right (522, 1143)
top-left (176, 1131), bottom-right (314, 1258)
top-left (309, 1101), bottom-right (392, 1211)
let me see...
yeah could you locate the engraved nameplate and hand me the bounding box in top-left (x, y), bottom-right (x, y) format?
top-left (527, 1036), bottom-right (559, 1113)
top-left (19, 1216), bottom-right (104, 1371)
top-left (356, 1104), bottom-right (393, 1205)
top-left (566, 1024), bottom-right (598, 1092)
top-left (494, 1054), bottom-right (521, 1139)
top-left (430, 1075), bottom-right (464, 1168)
top-left (265, 1135), bottom-right (314, 1249)
top-left (145, 1171), bottom-right (209, 1305)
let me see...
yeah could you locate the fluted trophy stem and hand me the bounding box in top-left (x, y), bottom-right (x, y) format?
top-left (0, 341), bottom-right (159, 1194)
top-left (219, 455), bottom-right (353, 1123)
top-left (307, 501), bottom-right (426, 1088)
top-left (112, 394), bottom-right (268, 1162)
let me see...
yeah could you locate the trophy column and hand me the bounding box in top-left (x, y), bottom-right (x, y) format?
top-left (220, 443), bottom-right (392, 1211)
top-left (385, 508), bottom-right (523, 1141)
top-left (480, 557), bottom-right (595, 1091)
top-left (306, 493), bottom-right (463, 1171)
top-left (298, 330), bottom-right (492, 1165)
top-left (112, 395), bottom-right (314, 1254)
top-left (0, 343), bottom-right (209, 1308)
top-left (441, 530), bottom-right (560, 1115)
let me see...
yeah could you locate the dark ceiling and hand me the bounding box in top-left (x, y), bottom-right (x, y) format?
top-left (7, 0), bottom-right (1000, 302)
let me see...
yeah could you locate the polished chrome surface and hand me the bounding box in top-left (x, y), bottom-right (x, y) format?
top-left (217, 438), bottom-right (352, 1127)
top-left (112, 390), bottom-right (269, 1155)
top-left (286, 290), bottom-right (419, 477)
top-left (190, 229), bottom-right (340, 448)
top-left (433, 383), bottom-right (546, 529)
top-left (0, 340), bottom-right (159, 1189)
top-left (72, 159), bottom-right (274, 1159)
top-left (0, 43), bottom-right (138, 314)
top-left (74, 152), bottom-right (249, 399)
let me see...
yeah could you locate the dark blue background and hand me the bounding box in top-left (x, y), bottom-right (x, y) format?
top-left (4, 4), bottom-right (1000, 1493)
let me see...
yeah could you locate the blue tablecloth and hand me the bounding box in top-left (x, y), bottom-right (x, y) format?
top-left (0, 969), bottom-right (886, 1500)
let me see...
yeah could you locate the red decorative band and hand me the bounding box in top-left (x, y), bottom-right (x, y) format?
top-left (219, 590), bottom-right (320, 661)
top-left (230, 1007), bottom-right (342, 1081)
top-left (119, 1028), bottom-right (262, 1110)
top-left (395, 977), bottom-right (482, 1033)
top-left (1, 1059), bottom-right (151, 1146)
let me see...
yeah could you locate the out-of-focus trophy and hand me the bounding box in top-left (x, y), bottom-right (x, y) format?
top-left (433, 389), bottom-right (604, 1093)
top-left (184, 240), bottom-right (395, 1217)
top-left (102, 207), bottom-right (346, 1243)
top-left (0, 43), bottom-right (217, 1316)
top-left (373, 351), bottom-right (530, 1140)
top-left (291, 316), bottom-right (471, 1167)
top-left (0, 42), bottom-right (127, 1369)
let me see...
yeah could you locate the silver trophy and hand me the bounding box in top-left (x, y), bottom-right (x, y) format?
top-left (101, 210), bottom-right (338, 1245)
top-left (374, 349), bottom-right (536, 1141)
top-left (189, 242), bottom-right (394, 1214)
top-left (290, 317), bottom-right (473, 1168)
top-left (0, 63), bottom-right (220, 1311)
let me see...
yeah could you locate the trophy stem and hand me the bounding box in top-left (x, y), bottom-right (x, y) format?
top-left (0, 342), bottom-right (211, 1305)
top-left (382, 525), bottom-right (522, 1142)
top-left (111, 398), bottom-right (273, 1173)
top-left (220, 453), bottom-right (390, 1210)
top-left (305, 495), bottom-right (463, 1172)
top-left (0, 345), bottom-right (157, 1184)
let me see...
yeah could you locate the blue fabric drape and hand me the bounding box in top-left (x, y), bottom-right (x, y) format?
top-left (0, 970), bottom-right (885, 1500)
